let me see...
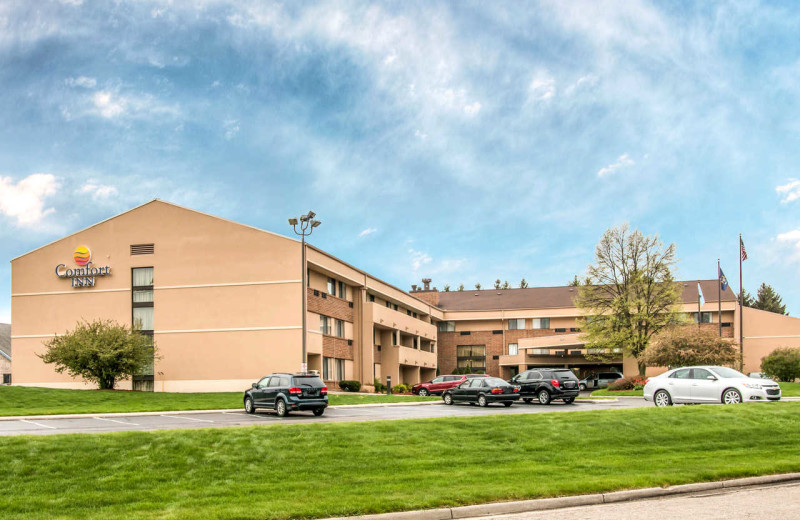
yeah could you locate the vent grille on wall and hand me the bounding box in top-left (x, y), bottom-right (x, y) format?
top-left (347, 340), bottom-right (353, 346)
top-left (492, 330), bottom-right (503, 335)
top-left (348, 302), bottom-right (354, 308)
top-left (459, 331), bottom-right (470, 336)
top-left (130, 244), bottom-right (155, 255)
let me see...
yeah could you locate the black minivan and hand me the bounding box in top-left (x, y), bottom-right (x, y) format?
top-left (244, 373), bottom-right (328, 417)
top-left (510, 368), bottom-right (580, 404)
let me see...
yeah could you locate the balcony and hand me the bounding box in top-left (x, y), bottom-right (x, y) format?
top-left (394, 345), bottom-right (437, 368)
top-left (499, 352), bottom-right (525, 366)
top-left (370, 302), bottom-right (437, 340)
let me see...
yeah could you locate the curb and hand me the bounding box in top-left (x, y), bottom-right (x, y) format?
top-left (323, 472), bottom-right (800, 520)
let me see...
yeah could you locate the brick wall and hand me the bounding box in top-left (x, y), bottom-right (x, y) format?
top-left (308, 288), bottom-right (354, 323)
top-left (373, 345), bottom-right (382, 363)
top-left (322, 336), bottom-right (354, 360)
top-left (411, 290), bottom-right (439, 306)
top-left (437, 329), bottom-right (574, 377)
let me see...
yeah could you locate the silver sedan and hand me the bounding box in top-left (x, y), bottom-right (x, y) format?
top-left (643, 366), bottom-right (782, 406)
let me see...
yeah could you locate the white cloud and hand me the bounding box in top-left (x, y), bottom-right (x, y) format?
top-left (64, 88), bottom-right (179, 121)
top-left (776, 229), bottom-right (800, 261)
top-left (597, 153), bottom-right (635, 177)
top-left (359, 227), bottom-right (377, 237)
top-left (80, 182), bottom-right (118, 200)
top-left (92, 91), bottom-right (126, 118)
top-left (463, 101), bottom-right (481, 116)
top-left (409, 248), bottom-right (432, 270)
top-left (0, 173), bottom-right (59, 226)
top-left (529, 72), bottom-right (556, 101)
top-left (224, 119), bottom-right (240, 140)
top-left (65, 76), bottom-right (96, 88)
top-left (776, 178), bottom-right (800, 204)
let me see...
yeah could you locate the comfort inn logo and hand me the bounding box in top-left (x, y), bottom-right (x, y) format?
top-left (55, 246), bottom-right (111, 288)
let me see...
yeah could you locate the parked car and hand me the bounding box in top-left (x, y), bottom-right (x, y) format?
top-left (510, 368), bottom-right (580, 404)
top-left (442, 376), bottom-right (520, 407)
top-left (643, 366), bottom-right (782, 406)
top-left (244, 372), bottom-right (328, 416)
top-left (412, 374), bottom-right (488, 396)
top-left (578, 371), bottom-right (624, 391)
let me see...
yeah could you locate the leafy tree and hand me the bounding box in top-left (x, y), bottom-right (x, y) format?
top-left (568, 275), bottom-right (580, 287)
top-left (761, 347), bottom-right (800, 382)
top-left (501, 280), bottom-right (510, 289)
top-left (494, 279), bottom-right (501, 289)
top-left (751, 283), bottom-right (788, 315)
top-left (457, 284), bottom-right (465, 291)
top-left (642, 326), bottom-right (740, 368)
top-left (38, 319), bottom-right (157, 390)
top-left (475, 283), bottom-right (482, 290)
top-left (575, 224), bottom-right (684, 375)
top-left (519, 278), bottom-right (529, 288)
top-left (443, 284), bottom-right (450, 292)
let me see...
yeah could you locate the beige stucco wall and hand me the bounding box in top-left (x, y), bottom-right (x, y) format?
top-left (741, 307), bottom-right (800, 375)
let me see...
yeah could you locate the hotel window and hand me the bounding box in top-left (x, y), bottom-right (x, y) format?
top-left (327, 277), bottom-right (336, 296)
top-left (335, 319), bottom-right (345, 338)
top-left (693, 312), bottom-right (713, 324)
top-left (323, 357), bottom-right (331, 380)
top-left (438, 321), bottom-right (455, 332)
top-left (532, 318), bottom-right (550, 329)
top-left (508, 318), bottom-right (525, 330)
top-left (335, 359), bottom-right (345, 381)
top-left (407, 309), bottom-right (412, 316)
top-left (456, 345), bottom-right (486, 373)
top-left (393, 304), bottom-right (398, 311)
top-left (508, 343), bottom-right (519, 356)
top-left (368, 294), bottom-right (375, 302)
top-left (413, 312), bottom-right (417, 319)
top-left (386, 301), bottom-right (391, 308)
top-left (131, 267), bottom-right (154, 392)
top-left (320, 315), bottom-right (331, 335)
top-left (338, 281), bottom-right (346, 299)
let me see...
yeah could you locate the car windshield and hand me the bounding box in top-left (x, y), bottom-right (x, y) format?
top-left (485, 377), bottom-right (508, 386)
top-left (710, 367), bottom-right (746, 379)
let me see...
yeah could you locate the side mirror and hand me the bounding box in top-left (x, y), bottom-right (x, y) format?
top-left (252, 383), bottom-right (258, 389)
top-left (707, 376), bottom-right (717, 381)
top-left (510, 375), bottom-right (518, 382)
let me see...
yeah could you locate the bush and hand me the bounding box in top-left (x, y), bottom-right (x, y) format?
top-left (373, 378), bottom-right (387, 393)
top-left (642, 326), bottom-right (740, 368)
top-left (761, 347), bottom-right (800, 382)
top-left (607, 376), bottom-right (647, 391)
top-left (337, 380), bottom-right (362, 392)
top-left (392, 384), bottom-right (410, 394)
top-left (452, 366), bottom-right (484, 375)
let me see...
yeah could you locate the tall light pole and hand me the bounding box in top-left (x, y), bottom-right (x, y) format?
top-left (289, 211), bottom-right (321, 372)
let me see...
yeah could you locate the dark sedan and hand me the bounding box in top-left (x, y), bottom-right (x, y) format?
top-left (442, 377), bottom-right (521, 407)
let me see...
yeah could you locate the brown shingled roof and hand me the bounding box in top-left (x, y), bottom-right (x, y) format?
top-left (435, 280), bottom-right (737, 312)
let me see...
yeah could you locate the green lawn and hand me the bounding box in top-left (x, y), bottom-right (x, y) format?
top-left (780, 382), bottom-right (800, 396)
top-left (591, 382), bottom-right (800, 398)
top-left (0, 386), bottom-right (437, 416)
top-left (2, 403), bottom-right (799, 520)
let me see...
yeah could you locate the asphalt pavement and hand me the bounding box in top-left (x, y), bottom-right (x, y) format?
top-left (0, 397), bottom-right (650, 436)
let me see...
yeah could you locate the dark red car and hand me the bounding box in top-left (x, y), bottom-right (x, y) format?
top-left (411, 374), bottom-right (488, 396)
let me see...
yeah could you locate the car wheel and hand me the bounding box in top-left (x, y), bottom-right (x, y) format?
top-left (244, 396), bottom-right (255, 414)
top-left (312, 408), bottom-right (325, 416)
top-left (275, 399), bottom-right (288, 417)
top-left (523, 398), bottom-right (532, 404)
top-left (538, 389), bottom-right (551, 405)
top-left (418, 388), bottom-right (429, 397)
top-left (503, 402), bottom-right (513, 407)
top-left (579, 383), bottom-right (587, 391)
top-left (443, 393), bottom-right (454, 405)
top-left (563, 397), bottom-right (575, 404)
top-left (654, 390), bottom-right (672, 407)
top-left (478, 395), bottom-right (488, 407)
top-left (722, 388), bottom-right (742, 405)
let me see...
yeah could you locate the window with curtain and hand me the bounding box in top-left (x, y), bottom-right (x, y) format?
top-left (133, 307), bottom-right (154, 331)
top-left (335, 359), bottom-right (345, 380)
top-left (320, 315), bottom-right (331, 335)
top-left (327, 277), bottom-right (335, 296)
top-left (323, 357), bottom-right (331, 380)
top-left (531, 318), bottom-right (550, 329)
top-left (335, 319), bottom-right (344, 338)
top-left (132, 267), bottom-right (154, 287)
top-left (508, 343), bottom-right (518, 356)
top-left (508, 318), bottom-right (525, 330)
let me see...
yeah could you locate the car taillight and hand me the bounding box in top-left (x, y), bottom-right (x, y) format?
top-left (551, 379), bottom-right (560, 387)
top-left (288, 387), bottom-right (302, 395)
top-left (320, 386), bottom-right (328, 395)
top-left (491, 387), bottom-right (504, 394)
top-left (513, 386), bottom-right (520, 393)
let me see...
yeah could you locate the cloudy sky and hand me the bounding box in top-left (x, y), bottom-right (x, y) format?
top-left (1, 0), bottom-right (799, 323)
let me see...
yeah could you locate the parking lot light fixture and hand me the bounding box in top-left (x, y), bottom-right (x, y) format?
top-left (290, 212), bottom-right (321, 372)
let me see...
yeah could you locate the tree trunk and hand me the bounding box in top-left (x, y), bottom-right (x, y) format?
top-left (637, 359), bottom-right (647, 377)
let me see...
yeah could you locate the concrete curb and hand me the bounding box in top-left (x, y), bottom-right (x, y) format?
top-left (0, 400), bottom-right (442, 421)
top-left (323, 472), bottom-right (800, 520)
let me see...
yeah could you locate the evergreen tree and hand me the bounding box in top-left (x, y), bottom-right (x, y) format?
top-left (568, 275), bottom-right (580, 287)
top-left (457, 284), bottom-right (465, 291)
top-left (443, 284), bottom-right (450, 292)
top-left (494, 279), bottom-right (501, 289)
top-left (752, 283), bottom-right (788, 315)
top-left (519, 278), bottom-right (529, 288)
top-left (501, 280), bottom-right (510, 289)
top-left (475, 283), bottom-right (482, 290)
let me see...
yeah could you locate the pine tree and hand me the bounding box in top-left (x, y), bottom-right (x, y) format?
top-left (568, 275), bottom-right (580, 287)
top-left (443, 284), bottom-right (450, 292)
top-left (501, 280), bottom-right (510, 289)
top-left (519, 278), bottom-right (529, 288)
top-left (753, 283), bottom-right (788, 315)
top-left (475, 283), bottom-right (482, 290)
top-left (494, 279), bottom-right (501, 289)
top-left (457, 284), bottom-right (465, 291)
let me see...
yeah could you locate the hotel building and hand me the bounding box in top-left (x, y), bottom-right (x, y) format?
top-left (10, 200), bottom-right (800, 391)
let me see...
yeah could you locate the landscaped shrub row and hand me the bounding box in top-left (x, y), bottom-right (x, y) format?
top-left (607, 375), bottom-right (647, 391)
top-left (337, 380), bottom-right (362, 392)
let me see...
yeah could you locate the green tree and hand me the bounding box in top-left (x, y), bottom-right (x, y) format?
top-left (443, 284), bottom-right (451, 292)
top-left (494, 279), bottom-right (501, 289)
top-left (761, 347), bottom-right (800, 382)
top-left (568, 275), bottom-right (580, 287)
top-left (501, 280), bottom-right (510, 289)
top-left (575, 224), bottom-right (684, 375)
top-left (642, 326), bottom-right (740, 368)
top-left (751, 283), bottom-right (788, 315)
top-left (741, 289), bottom-right (755, 308)
top-left (475, 282), bottom-right (482, 290)
top-left (519, 278), bottom-right (528, 288)
top-left (457, 284), bottom-right (465, 291)
top-left (38, 319), bottom-right (157, 390)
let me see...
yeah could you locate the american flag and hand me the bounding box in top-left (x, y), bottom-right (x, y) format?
top-left (740, 238), bottom-right (748, 261)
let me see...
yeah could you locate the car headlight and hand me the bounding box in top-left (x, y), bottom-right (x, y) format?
top-left (743, 383), bottom-right (761, 389)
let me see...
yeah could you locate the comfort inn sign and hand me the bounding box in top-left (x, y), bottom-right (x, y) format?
top-left (54, 246), bottom-right (111, 288)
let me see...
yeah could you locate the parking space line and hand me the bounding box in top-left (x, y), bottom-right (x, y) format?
top-left (94, 417), bottom-right (140, 426)
top-left (164, 415), bottom-right (214, 423)
top-left (19, 419), bottom-right (57, 429)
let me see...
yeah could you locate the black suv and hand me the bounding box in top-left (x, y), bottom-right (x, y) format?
top-left (244, 373), bottom-right (328, 417)
top-left (510, 368), bottom-right (580, 405)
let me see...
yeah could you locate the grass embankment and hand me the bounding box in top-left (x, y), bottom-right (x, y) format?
top-left (0, 386), bottom-right (437, 416)
top-left (3, 403), bottom-right (800, 520)
top-left (591, 381), bottom-right (800, 398)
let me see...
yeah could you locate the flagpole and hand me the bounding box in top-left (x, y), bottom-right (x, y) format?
top-left (739, 234), bottom-right (744, 371)
top-left (717, 258), bottom-right (722, 337)
top-left (697, 279), bottom-right (701, 330)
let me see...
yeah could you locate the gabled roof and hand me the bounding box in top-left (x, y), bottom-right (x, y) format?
top-left (435, 280), bottom-right (737, 312)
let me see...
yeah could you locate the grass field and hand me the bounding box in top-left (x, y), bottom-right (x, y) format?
top-left (0, 386), bottom-right (437, 416)
top-left (2, 403), bottom-right (799, 519)
top-left (592, 381), bottom-right (800, 398)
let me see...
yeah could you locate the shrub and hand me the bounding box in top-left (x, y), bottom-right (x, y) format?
top-left (373, 378), bottom-right (387, 393)
top-left (452, 366), bottom-right (484, 375)
top-left (338, 380), bottom-right (362, 392)
top-left (761, 347), bottom-right (800, 382)
top-left (607, 376), bottom-right (647, 391)
top-left (392, 384), bottom-right (409, 394)
top-left (642, 326), bottom-right (740, 368)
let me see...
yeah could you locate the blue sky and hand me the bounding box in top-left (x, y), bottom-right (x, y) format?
top-left (1, 0), bottom-right (799, 323)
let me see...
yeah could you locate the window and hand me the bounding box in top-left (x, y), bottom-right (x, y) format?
top-left (323, 357), bottom-right (331, 380)
top-left (508, 343), bottom-right (518, 356)
top-left (368, 294), bottom-right (375, 302)
top-left (413, 312), bottom-right (417, 319)
top-left (268, 376), bottom-right (281, 387)
top-left (327, 277), bottom-right (335, 296)
top-left (257, 376), bottom-right (270, 388)
top-left (407, 309), bottom-right (412, 316)
top-left (431, 377), bottom-right (445, 383)
top-left (692, 368), bottom-right (714, 380)
top-left (132, 267), bottom-right (154, 288)
top-left (531, 318), bottom-right (550, 329)
top-left (133, 307), bottom-right (154, 331)
top-left (131, 267), bottom-right (154, 391)
top-left (338, 281), bottom-right (346, 299)
top-left (335, 319), bottom-right (345, 338)
top-left (507, 318), bottom-right (525, 330)
top-left (438, 321), bottom-right (455, 332)
top-left (393, 304), bottom-right (398, 311)
top-left (692, 312), bottom-right (713, 324)
top-left (457, 345), bottom-right (486, 372)
top-left (335, 359), bottom-right (345, 380)
top-left (386, 301), bottom-right (391, 308)
top-left (670, 369), bottom-right (691, 379)
top-left (320, 315), bottom-right (331, 335)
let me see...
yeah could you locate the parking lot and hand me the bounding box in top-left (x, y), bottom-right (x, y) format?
top-left (0, 397), bottom-right (649, 436)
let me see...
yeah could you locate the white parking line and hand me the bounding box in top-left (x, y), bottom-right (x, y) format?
top-left (94, 417), bottom-right (140, 426)
top-left (164, 415), bottom-right (214, 423)
top-left (19, 419), bottom-right (56, 429)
